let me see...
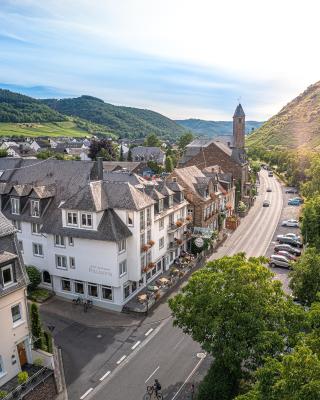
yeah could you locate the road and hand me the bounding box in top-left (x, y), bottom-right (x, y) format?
top-left (78, 170), bottom-right (285, 400)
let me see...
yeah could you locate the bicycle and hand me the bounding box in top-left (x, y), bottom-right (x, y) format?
top-left (145, 385), bottom-right (163, 399)
top-left (72, 297), bottom-right (83, 305)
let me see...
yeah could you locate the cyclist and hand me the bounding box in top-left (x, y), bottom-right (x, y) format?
top-left (154, 379), bottom-right (162, 397)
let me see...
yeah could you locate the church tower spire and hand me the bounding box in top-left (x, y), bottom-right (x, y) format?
top-left (233, 103), bottom-right (245, 149)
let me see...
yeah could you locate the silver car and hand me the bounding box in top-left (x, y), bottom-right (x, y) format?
top-left (281, 219), bottom-right (299, 228)
top-left (269, 255), bottom-right (291, 269)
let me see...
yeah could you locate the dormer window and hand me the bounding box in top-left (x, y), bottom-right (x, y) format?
top-left (2, 264), bottom-right (14, 287)
top-left (67, 212), bottom-right (78, 226)
top-left (11, 198), bottom-right (20, 215)
top-left (168, 195), bottom-right (173, 208)
top-left (159, 199), bottom-right (164, 213)
top-left (81, 213), bottom-right (93, 228)
top-left (30, 200), bottom-right (40, 217)
top-left (180, 192), bottom-right (184, 202)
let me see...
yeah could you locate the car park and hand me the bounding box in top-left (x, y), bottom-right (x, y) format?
top-left (288, 198), bottom-right (301, 206)
top-left (281, 219), bottom-right (299, 228)
top-left (277, 250), bottom-right (297, 261)
top-left (274, 244), bottom-right (301, 256)
top-left (269, 255), bottom-right (291, 269)
top-left (266, 188), bottom-right (272, 192)
top-left (277, 235), bottom-right (303, 248)
top-left (263, 200), bottom-right (270, 207)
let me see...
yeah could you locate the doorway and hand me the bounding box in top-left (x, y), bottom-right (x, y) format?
top-left (17, 342), bottom-right (27, 367)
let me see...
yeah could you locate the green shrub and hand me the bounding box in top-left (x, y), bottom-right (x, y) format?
top-left (33, 357), bottom-right (43, 367)
top-left (43, 331), bottom-right (53, 354)
top-left (26, 266), bottom-right (41, 290)
top-left (18, 371), bottom-right (29, 385)
top-left (30, 303), bottom-right (43, 349)
top-left (0, 390), bottom-right (8, 399)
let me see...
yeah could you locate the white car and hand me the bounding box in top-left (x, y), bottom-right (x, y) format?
top-left (281, 219), bottom-right (299, 228)
top-left (269, 254), bottom-right (291, 269)
top-left (283, 233), bottom-right (301, 241)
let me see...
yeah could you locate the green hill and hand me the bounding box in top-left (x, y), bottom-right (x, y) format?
top-left (247, 81), bottom-right (320, 149)
top-left (42, 95), bottom-right (187, 139)
top-left (176, 119), bottom-right (263, 137)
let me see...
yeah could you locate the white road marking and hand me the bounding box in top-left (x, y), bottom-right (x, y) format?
top-left (171, 355), bottom-right (207, 400)
top-left (116, 355), bottom-right (126, 365)
top-left (145, 328), bottom-right (154, 336)
top-left (131, 340), bottom-right (141, 350)
top-left (80, 388), bottom-right (93, 399)
top-left (173, 336), bottom-right (185, 349)
top-left (99, 371), bottom-right (111, 381)
top-left (145, 366), bottom-right (160, 383)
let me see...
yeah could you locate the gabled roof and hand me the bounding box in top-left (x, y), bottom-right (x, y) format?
top-left (10, 184), bottom-right (33, 197)
top-left (233, 103), bottom-right (245, 117)
top-left (103, 161), bottom-right (142, 173)
top-left (30, 185), bottom-right (56, 199)
top-left (0, 212), bottom-right (16, 237)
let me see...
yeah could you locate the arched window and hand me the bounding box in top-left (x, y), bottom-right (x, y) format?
top-left (42, 271), bottom-right (51, 284)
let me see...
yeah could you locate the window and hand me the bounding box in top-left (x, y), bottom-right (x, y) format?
top-left (159, 237), bottom-right (164, 249)
top-left (169, 213), bottom-right (174, 225)
top-left (102, 286), bottom-right (113, 301)
top-left (158, 199), bottom-right (164, 213)
top-left (18, 240), bottom-right (23, 253)
top-left (141, 254), bottom-right (146, 269)
top-left (127, 212), bottom-right (134, 227)
top-left (119, 260), bottom-right (127, 277)
top-left (11, 198), bottom-right (20, 215)
top-left (0, 355), bottom-right (5, 376)
top-left (55, 235), bottom-right (65, 247)
top-left (13, 220), bottom-right (21, 232)
top-left (118, 239), bottom-right (126, 253)
top-left (159, 218), bottom-right (164, 230)
top-left (68, 237), bottom-right (74, 246)
top-left (140, 210), bottom-right (145, 231)
top-left (146, 251), bottom-right (152, 265)
top-left (188, 208), bottom-right (193, 216)
top-left (11, 304), bottom-right (21, 324)
top-left (74, 281), bottom-right (84, 294)
top-left (124, 284), bottom-right (130, 299)
top-left (146, 207), bottom-right (151, 226)
top-left (69, 257), bottom-right (76, 269)
top-left (157, 260), bottom-right (162, 272)
top-left (180, 192), bottom-right (184, 202)
top-left (30, 200), bottom-right (40, 217)
top-left (42, 271), bottom-right (51, 284)
top-left (132, 281), bottom-right (137, 293)
top-left (168, 195), bottom-right (173, 208)
top-left (32, 243), bottom-right (43, 257)
top-left (81, 213), bottom-right (93, 228)
top-left (2, 265), bottom-right (13, 286)
top-left (56, 255), bottom-right (67, 270)
top-left (88, 283), bottom-right (98, 297)
top-left (140, 232), bottom-right (145, 252)
top-left (146, 271), bottom-right (151, 281)
top-left (67, 212), bottom-right (78, 226)
top-left (181, 207), bottom-right (185, 218)
top-left (31, 223), bottom-right (41, 235)
top-left (147, 229), bottom-right (151, 243)
top-left (61, 279), bottom-right (71, 292)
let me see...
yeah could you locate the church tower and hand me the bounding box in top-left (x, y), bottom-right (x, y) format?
top-left (233, 103), bottom-right (245, 149)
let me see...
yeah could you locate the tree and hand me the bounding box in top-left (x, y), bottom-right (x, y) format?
top-left (88, 139), bottom-right (117, 160)
top-left (289, 247), bottom-right (320, 306)
top-left (169, 254), bottom-right (303, 397)
top-left (178, 132), bottom-right (194, 151)
top-left (26, 266), bottom-right (41, 291)
top-left (301, 195), bottom-right (320, 248)
top-left (119, 145), bottom-right (124, 161)
top-left (165, 155), bottom-right (174, 172)
top-left (144, 133), bottom-right (161, 147)
top-left (236, 345), bottom-right (320, 400)
top-left (127, 147), bottom-right (133, 161)
top-left (30, 303), bottom-right (43, 349)
top-left (0, 149), bottom-right (8, 157)
top-left (302, 153), bottom-right (320, 198)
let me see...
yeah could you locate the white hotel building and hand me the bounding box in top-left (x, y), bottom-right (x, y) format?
top-left (0, 158), bottom-right (188, 311)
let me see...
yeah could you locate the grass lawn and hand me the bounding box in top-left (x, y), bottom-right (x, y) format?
top-left (28, 288), bottom-right (54, 303)
top-left (0, 121), bottom-right (90, 138)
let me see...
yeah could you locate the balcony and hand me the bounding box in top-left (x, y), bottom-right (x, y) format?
top-left (167, 238), bottom-right (183, 250)
top-left (167, 219), bottom-right (187, 233)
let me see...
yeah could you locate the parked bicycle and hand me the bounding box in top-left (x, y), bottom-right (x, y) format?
top-left (72, 297), bottom-right (83, 305)
top-left (83, 299), bottom-right (93, 312)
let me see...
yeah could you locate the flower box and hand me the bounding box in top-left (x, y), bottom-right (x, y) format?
top-left (141, 244), bottom-right (150, 252)
top-left (148, 240), bottom-right (155, 246)
top-left (175, 220), bottom-right (183, 227)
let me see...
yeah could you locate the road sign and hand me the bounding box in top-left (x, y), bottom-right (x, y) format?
top-left (194, 237), bottom-right (204, 248)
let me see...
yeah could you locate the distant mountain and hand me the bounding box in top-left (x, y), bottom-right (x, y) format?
top-left (0, 89), bottom-right (66, 123)
top-left (175, 119), bottom-right (263, 137)
top-left (247, 81), bottom-right (320, 149)
top-left (42, 95), bottom-right (187, 139)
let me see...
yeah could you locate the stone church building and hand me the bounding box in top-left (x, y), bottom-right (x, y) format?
top-left (178, 104), bottom-right (251, 202)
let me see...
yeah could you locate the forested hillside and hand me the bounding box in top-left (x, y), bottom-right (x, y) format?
top-left (42, 95), bottom-right (187, 139)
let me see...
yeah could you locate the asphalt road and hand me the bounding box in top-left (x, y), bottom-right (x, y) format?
top-left (77, 170), bottom-right (287, 400)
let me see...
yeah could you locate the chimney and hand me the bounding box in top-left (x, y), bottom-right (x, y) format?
top-left (97, 157), bottom-right (103, 180)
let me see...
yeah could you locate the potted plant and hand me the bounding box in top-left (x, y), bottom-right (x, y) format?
top-left (141, 244), bottom-right (150, 252)
top-left (237, 201), bottom-right (247, 217)
top-left (148, 240), bottom-right (155, 247)
top-left (186, 215), bottom-right (192, 222)
top-left (175, 220), bottom-right (183, 227)
top-left (147, 262), bottom-right (155, 270)
top-left (176, 239), bottom-right (183, 245)
top-left (18, 371), bottom-right (29, 386)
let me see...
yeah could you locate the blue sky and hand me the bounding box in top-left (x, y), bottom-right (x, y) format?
top-left (1, 0), bottom-right (320, 120)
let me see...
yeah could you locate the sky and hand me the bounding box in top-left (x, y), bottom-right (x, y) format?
top-left (1, 0), bottom-right (320, 121)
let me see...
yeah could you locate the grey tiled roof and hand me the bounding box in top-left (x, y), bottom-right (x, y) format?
top-left (103, 182), bottom-right (155, 210)
top-left (233, 103), bottom-right (245, 117)
top-left (0, 212), bottom-right (16, 237)
top-left (103, 161), bottom-right (142, 173)
top-left (103, 171), bottom-right (146, 187)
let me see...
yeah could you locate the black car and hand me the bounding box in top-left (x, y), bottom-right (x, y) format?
top-left (274, 244), bottom-right (301, 256)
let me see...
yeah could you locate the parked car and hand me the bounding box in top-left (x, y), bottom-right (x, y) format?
top-left (285, 188), bottom-right (298, 194)
top-left (277, 235), bottom-right (303, 248)
top-left (288, 198), bottom-right (301, 206)
top-left (266, 188), bottom-right (272, 192)
top-left (282, 232), bottom-right (301, 241)
top-left (274, 243), bottom-right (301, 256)
top-left (292, 197), bottom-right (304, 203)
top-left (281, 219), bottom-right (299, 228)
top-left (263, 200), bottom-right (270, 207)
top-left (269, 255), bottom-right (291, 269)
top-left (277, 250), bottom-right (297, 261)
top-left (268, 171), bottom-right (273, 177)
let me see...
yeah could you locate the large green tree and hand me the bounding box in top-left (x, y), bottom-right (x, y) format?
top-left (177, 132), bottom-right (194, 150)
top-left (289, 247), bottom-right (320, 306)
top-left (165, 155), bottom-right (174, 172)
top-left (144, 133), bottom-right (161, 147)
top-left (301, 195), bottom-right (320, 248)
top-left (169, 254), bottom-right (303, 398)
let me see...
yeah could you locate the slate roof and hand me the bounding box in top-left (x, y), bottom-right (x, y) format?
top-left (103, 171), bottom-right (146, 187)
top-left (103, 182), bottom-right (155, 210)
top-left (0, 212), bottom-right (16, 237)
top-left (103, 161), bottom-right (142, 173)
top-left (233, 103), bottom-right (245, 117)
top-left (173, 166), bottom-right (211, 200)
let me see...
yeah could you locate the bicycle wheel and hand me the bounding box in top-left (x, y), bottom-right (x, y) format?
top-left (147, 386), bottom-right (153, 395)
top-left (157, 393), bottom-right (163, 400)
